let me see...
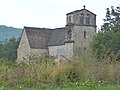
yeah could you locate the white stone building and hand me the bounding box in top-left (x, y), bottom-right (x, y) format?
top-left (17, 6), bottom-right (96, 62)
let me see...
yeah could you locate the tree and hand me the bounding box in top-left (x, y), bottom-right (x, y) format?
top-left (91, 5), bottom-right (120, 61)
top-left (0, 37), bottom-right (20, 62)
top-left (101, 5), bottom-right (120, 32)
top-left (91, 31), bottom-right (120, 60)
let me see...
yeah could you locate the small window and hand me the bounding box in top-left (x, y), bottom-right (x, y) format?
top-left (84, 31), bottom-right (86, 38)
top-left (68, 16), bottom-right (71, 23)
top-left (83, 47), bottom-right (86, 51)
top-left (86, 14), bottom-right (90, 25)
top-left (80, 13), bottom-right (84, 25)
top-left (67, 29), bottom-right (72, 41)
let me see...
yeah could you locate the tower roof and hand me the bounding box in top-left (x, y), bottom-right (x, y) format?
top-left (66, 8), bottom-right (96, 16)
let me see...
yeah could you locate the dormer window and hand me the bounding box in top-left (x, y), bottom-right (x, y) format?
top-left (80, 13), bottom-right (84, 25)
top-left (86, 14), bottom-right (90, 25)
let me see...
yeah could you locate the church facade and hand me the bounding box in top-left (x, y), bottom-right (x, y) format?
top-left (17, 6), bottom-right (96, 62)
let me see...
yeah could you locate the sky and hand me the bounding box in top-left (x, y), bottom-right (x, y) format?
top-left (0, 0), bottom-right (119, 29)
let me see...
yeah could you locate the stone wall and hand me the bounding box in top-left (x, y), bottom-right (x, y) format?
top-left (30, 49), bottom-right (48, 57)
top-left (48, 43), bottom-right (73, 58)
top-left (66, 9), bottom-right (96, 51)
top-left (17, 30), bottom-right (30, 62)
top-left (72, 25), bottom-right (96, 49)
top-left (66, 14), bottom-right (74, 25)
top-left (73, 10), bottom-right (96, 26)
top-left (66, 9), bottom-right (96, 26)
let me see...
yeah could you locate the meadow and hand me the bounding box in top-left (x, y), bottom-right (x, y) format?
top-left (1, 49), bottom-right (120, 90)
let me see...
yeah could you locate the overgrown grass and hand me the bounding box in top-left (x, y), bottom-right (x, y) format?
top-left (1, 49), bottom-right (120, 89)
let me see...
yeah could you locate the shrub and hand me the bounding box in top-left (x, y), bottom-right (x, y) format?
top-left (45, 61), bottom-right (81, 85)
top-left (1, 49), bottom-right (120, 89)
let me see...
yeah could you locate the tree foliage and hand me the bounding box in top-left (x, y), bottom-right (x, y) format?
top-left (101, 5), bottom-right (120, 32)
top-left (91, 5), bottom-right (120, 61)
top-left (0, 37), bottom-right (20, 62)
top-left (91, 31), bottom-right (120, 60)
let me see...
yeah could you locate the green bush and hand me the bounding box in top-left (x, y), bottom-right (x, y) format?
top-left (45, 61), bottom-right (81, 85)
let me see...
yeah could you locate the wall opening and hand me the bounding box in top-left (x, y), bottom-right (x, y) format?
top-left (80, 13), bottom-right (84, 25)
top-left (86, 14), bottom-right (90, 25)
top-left (83, 47), bottom-right (86, 51)
top-left (68, 16), bottom-right (71, 24)
top-left (84, 31), bottom-right (86, 38)
top-left (67, 29), bottom-right (72, 41)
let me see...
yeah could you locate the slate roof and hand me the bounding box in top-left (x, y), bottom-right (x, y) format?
top-left (24, 26), bottom-right (66, 49)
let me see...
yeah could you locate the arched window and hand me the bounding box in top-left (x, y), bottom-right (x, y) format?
top-left (80, 13), bottom-right (84, 25)
top-left (86, 14), bottom-right (90, 25)
top-left (84, 31), bottom-right (86, 38)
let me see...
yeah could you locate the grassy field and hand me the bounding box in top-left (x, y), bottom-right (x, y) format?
top-left (7, 85), bottom-right (120, 90)
top-left (1, 49), bottom-right (120, 90)
top-left (51, 85), bottom-right (120, 90)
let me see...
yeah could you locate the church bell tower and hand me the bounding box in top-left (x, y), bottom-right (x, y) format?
top-left (66, 6), bottom-right (97, 50)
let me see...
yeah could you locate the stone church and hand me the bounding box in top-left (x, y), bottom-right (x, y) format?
top-left (17, 6), bottom-right (96, 62)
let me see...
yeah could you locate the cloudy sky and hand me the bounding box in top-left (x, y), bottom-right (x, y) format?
top-left (0, 0), bottom-right (119, 29)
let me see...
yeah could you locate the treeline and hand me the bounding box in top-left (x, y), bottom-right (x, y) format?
top-left (0, 25), bottom-right (22, 41)
top-left (0, 37), bottom-right (20, 62)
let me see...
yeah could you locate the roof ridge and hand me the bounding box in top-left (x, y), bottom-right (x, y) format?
top-left (54, 27), bottom-right (65, 29)
top-left (24, 26), bottom-right (52, 30)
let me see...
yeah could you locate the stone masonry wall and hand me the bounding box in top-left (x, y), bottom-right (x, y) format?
top-left (17, 30), bottom-right (31, 62)
top-left (17, 29), bottom-right (49, 62)
top-left (66, 9), bottom-right (96, 26)
top-left (72, 25), bottom-right (96, 49)
top-left (48, 43), bottom-right (73, 58)
top-left (30, 49), bottom-right (48, 57)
